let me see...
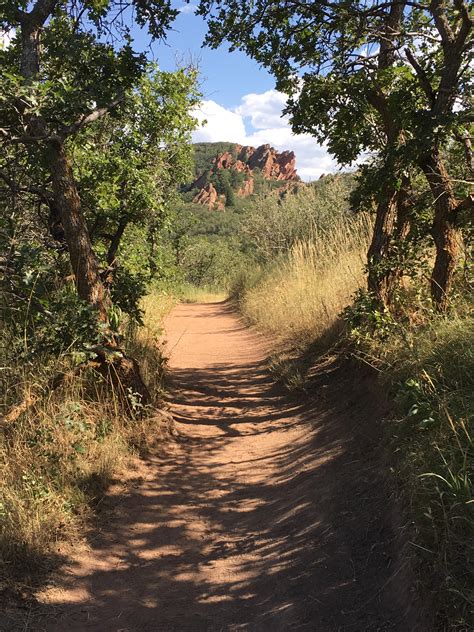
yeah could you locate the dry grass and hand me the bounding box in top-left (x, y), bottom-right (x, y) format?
top-left (0, 292), bottom-right (173, 568)
top-left (0, 382), bottom-right (126, 562)
top-left (125, 291), bottom-right (176, 401)
top-left (242, 212), bottom-right (372, 348)
top-left (178, 284), bottom-right (227, 304)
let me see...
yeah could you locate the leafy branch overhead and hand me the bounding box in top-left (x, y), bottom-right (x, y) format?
top-left (1, 0), bottom-right (200, 406)
top-left (199, 0), bottom-right (473, 310)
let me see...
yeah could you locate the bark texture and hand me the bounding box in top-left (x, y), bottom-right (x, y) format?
top-left (367, 186), bottom-right (398, 305)
top-left (367, 175), bottom-right (412, 306)
top-left (364, 1), bottom-right (412, 307)
top-left (421, 151), bottom-right (461, 311)
top-left (48, 141), bottom-right (109, 320)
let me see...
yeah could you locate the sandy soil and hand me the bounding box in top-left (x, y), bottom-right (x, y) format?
top-left (3, 301), bottom-right (420, 631)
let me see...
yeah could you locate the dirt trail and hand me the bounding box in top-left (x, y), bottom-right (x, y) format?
top-left (15, 302), bottom-right (416, 631)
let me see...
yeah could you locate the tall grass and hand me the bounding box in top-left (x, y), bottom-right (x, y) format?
top-left (237, 177), bottom-right (473, 627)
top-left (373, 311), bottom-right (474, 629)
top-left (0, 292), bottom-right (172, 569)
top-left (240, 212), bottom-right (372, 348)
top-left (177, 283), bottom-right (227, 304)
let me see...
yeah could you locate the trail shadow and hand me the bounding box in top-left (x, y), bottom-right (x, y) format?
top-left (13, 351), bottom-right (422, 632)
top-left (0, 546), bottom-right (67, 632)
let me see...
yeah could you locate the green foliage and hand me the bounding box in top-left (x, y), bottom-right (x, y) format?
top-left (198, 0), bottom-right (473, 315)
top-left (1, 61), bottom-right (200, 348)
top-left (1, 0), bottom-right (201, 353)
top-left (1, 242), bottom-right (100, 358)
top-left (165, 171), bottom-right (360, 298)
top-left (164, 200), bottom-right (250, 289)
top-left (393, 316), bottom-right (473, 629)
top-left (343, 289), bottom-right (398, 342)
top-left (0, 296), bottom-right (170, 566)
top-left (242, 175), bottom-right (355, 262)
top-left (179, 236), bottom-right (248, 288)
top-left (110, 269), bottom-right (148, 325)
top-left (192, 142), bottom-right (239, 177)
top-left (344, 293), bottom-right (474, 629)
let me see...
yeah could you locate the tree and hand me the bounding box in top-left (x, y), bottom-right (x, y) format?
top-left (1, 0), bottom-right (178, 321)
top-left (224, 182), bottom-right (235, 207)
top-left (1, 0), bottom-right (199, 405)
top-left (198, 0), bottom-right (473, 310)
top-left (72, 68), bottom-right (200, 311)
top-left (403, 1), bottom-right (473, 309)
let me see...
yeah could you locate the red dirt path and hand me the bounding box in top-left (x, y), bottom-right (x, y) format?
top-left (7, 301), bottom-right (420, 631)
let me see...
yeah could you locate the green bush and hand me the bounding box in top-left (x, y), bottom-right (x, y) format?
top-left (346, 303), bottom-right (474, 630)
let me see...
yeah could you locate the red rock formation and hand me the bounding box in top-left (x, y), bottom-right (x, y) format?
top-left (246, 144), bottom-right (299, 181)
top-left (237, 177), bottom-right (254, 197)
top-left (235, 145), bottom-right (251, 163)
top-left (192, 183), bottom-right (219, 209)
top-left (195, 184), bottom-right (225, 211)
top-left (213, 151), bottom-right (234, 170)
top-left (234, 159), bottom-right (251, 174)
top-left (191, 170), bottom-right (211, 191)
top-left (275, 150), bottom-right (298, 180)
top-left (191, 143), bottom-right (299, 209)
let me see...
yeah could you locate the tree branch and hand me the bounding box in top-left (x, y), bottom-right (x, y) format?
top-left (454, 131), bottom-right (474, 180)
top-left (455, 193), bottom-right (474, 213)
top-left (429, 0), bottom-right (455, 45)
top-left (58, 94), bottom-right (125, 139)
top-left (405, 47), bottom-right (436, 106)
top-left (453, 0), bottom-right (473, 51)
top-left (0, 170), bottom-right (52, 202)
top-left (29, 0), bottom-right (59, 26)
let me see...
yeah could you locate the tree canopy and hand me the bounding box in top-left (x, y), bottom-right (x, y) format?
top-left (199, 0), bottom-right (473, 309)
top-left (1, 0), bottom-right (200, 403)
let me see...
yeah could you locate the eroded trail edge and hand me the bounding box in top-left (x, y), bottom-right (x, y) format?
top-left (30, 302), bottom-right (415, 631)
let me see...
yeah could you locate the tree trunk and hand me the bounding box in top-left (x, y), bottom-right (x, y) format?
top-left (364, 0), bottom-right (412, 308)
top-left (367, 176), bottom-right (413, 307)
top-left (16, 3), bottom-right (151, 407)
top-left (421, 150), bottom-right (460, 311)
top-left (367, 185), bottom-right (398, 306)
top-left (107, 216), bottom-right (128, 268)
top-left (47, 140), bottom-right (110, 321)
top-left (45, 142), bottom-right (151, 406)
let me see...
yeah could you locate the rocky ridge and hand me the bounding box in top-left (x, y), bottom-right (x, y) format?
top-left (191, 143), bottom-right (299, 210)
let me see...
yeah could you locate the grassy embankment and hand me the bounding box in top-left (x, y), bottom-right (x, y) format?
top-left (235, 209), bottom-right (473, 628)
top-left (176, 284), bottom-right (227, 304)
top-left (0, 293), bottom-right (173, 570)
top-left (362, 308), bottom-right (473, 629)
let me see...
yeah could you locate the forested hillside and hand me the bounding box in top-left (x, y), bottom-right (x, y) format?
top-left (166, 168), bottom-right (356, 292)
top-left (1, 0), bottom-right (472, 629)
top-left (181, 141), bottom-right (300, 211)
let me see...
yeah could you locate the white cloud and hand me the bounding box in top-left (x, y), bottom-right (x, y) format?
top-left (192, 100), bottom-right (248, 143)
top-left (177, 3), bottom-right (197, 14)
top-left (236, 90), bottom-right (288, 130)
top-left (192, 90), bottom-right (339, 180)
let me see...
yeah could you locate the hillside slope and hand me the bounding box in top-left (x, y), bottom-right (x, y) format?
top-left (186, 142), bottom-right (300, 210)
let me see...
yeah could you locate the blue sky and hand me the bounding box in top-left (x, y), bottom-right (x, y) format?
top-left (135, 6), bottom-right (275, 108)
top-left (130, 4), bottom-right (338, 180)
top-left (2, 4), bottom-right (337, 179)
